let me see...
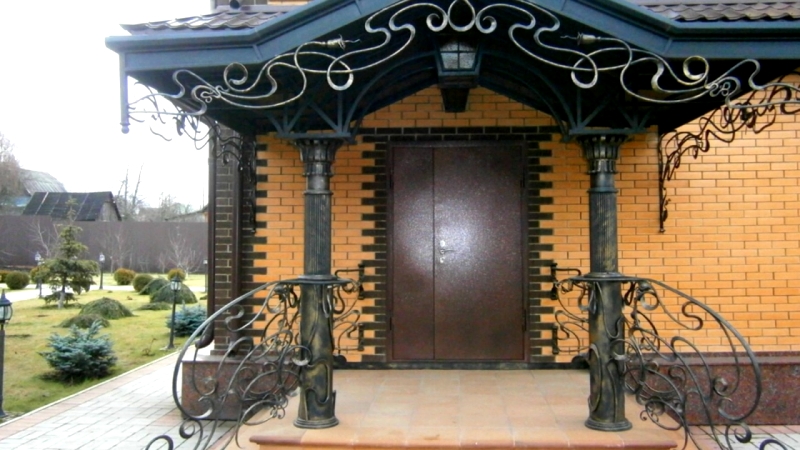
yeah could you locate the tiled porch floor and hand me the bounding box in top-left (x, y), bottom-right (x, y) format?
top-left (225, 369), bottom-right (679, 449)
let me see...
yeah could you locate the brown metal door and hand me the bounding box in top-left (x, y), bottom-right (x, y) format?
top-left (390, 143), bottom-right (525, 361)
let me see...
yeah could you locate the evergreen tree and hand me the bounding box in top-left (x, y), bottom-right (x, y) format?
top-left (42, 205), bottom-right (99, 308)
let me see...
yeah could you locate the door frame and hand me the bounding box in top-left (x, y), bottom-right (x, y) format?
top-left (386, 140), bottom-right (530, 364)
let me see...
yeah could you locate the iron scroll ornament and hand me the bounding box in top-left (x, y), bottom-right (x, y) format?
top-left (657, 71), bottom-right (800, 232)
top-left (122, 0), bottom-right (800, 134)
top-left (549, 272), bottom-right (792, 450)
top-left (143, 272), bottom-right (364, 450)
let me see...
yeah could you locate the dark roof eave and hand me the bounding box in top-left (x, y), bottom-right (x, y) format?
top-left (106, 0), bottom-right (800, 74)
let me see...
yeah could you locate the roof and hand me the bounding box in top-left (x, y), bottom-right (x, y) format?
top-left (19, 170), bottom-right (66, 195)
top-left (22, 192), bottom-right (121, 222)
top-left (120, 0), bottom-right (800, 35)
top-left (121, 5), bottom-right (292, 34)
top-left (633, 1), bottom-right (800, 21)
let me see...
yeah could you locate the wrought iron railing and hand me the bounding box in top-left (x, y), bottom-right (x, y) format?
top-left (549, 266), bottom-right (791, 450)
top-left (145, 270), bottom-right (363, 450)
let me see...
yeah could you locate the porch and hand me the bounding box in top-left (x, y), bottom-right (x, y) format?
top-left (222, 369), bottom-right (680, 450)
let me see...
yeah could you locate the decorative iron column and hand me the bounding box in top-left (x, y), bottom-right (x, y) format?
top-left (293, 138), bottom-right (343, 429)
top-left (578, 134), bottom-right (632, 432)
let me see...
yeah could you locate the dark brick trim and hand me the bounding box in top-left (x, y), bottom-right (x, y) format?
top-left (354, 126), bottom-right (556, 365)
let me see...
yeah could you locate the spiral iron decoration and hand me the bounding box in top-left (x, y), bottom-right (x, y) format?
top-left (143, 270), bottom-right (363, 450)
top-left (550, 272), bottom-right (792, 450)
top-left (123, 0), bottom-right (800, 137)
top-left (658, 71), bottom-right (800, 232)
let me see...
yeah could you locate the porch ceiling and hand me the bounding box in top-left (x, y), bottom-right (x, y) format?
top-left (106, 0), bottom-right (800, 138)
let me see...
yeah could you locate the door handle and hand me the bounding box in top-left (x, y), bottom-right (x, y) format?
top-left (438, 239), bottom-right (455, 263)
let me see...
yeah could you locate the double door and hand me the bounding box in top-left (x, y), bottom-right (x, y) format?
top-left (389, 143), bottom-right (526, 361)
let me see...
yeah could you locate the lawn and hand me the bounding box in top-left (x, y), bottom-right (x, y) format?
top-left (0, 275), bottom-right (207, 421)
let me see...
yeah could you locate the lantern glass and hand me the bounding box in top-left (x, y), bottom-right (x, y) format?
top-left (0, 295), bottom-right (12, 324)
top-left (99, 253), bottom-right (105, 263)
top-left (170, 276), bottom-right (182, 292)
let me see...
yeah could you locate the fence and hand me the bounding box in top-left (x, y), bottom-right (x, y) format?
top-left (0, 216), bottom-right (207, 274)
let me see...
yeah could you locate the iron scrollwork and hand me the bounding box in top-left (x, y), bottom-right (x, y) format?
top-left (658, 71), bottom-right (800, 232)
top-left (549, 271), bottom-right (792, 450)
top-left (122, 0), bottom-right (800, 137)
top-left (144, 269), bottom-right (363, 450)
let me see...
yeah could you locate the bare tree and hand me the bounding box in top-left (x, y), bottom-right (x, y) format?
top-left (0, 131), bottom-right (22, 210)
top-left (116, 167), bottom-right (145, 221)
top-left (138, 193), bottom-right (194, 222)
top-left (28, 217), bottom-right (60, 259)
top-left (99, 225), bottom-right (132, 272)
top-left (164, 225), bottom-right (201, 273)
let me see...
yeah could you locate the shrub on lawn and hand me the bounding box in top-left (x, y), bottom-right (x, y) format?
top-left (140, 278), bottom-right (168, 296)
top-left (113, 268), bottom-right (136, 285)
top-left (4, 271), bottom-right (30, 290)
top-left (59, 314), bottom-right (111, 329)
top-left (166, 305), bottom-right (207, 337)
top-left (166, 268), bottom-right (186, 282)
top-left (138, 302), bottom-right (172, 311)
top-left (80, 298), bottom-right (134, 320)
top-left (40, 321), bottom-right (117, 383)
top-left (151, 284), bottom-right (197, 305)
top-left (0, 270), bottom-right (9, 283)
top-left (132, 274), bottom-right (154, 293)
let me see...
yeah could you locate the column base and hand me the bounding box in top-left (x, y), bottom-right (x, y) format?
top-left (294, 416), bottom-right (340, 429)
top-left (585, 417), bottom-right (632, 432)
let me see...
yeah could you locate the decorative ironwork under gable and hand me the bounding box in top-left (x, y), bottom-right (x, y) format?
top-left (113, 0), bottom-right (800, 142)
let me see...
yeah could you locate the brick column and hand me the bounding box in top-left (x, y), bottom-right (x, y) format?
top-left (578, 135), bottom-right (632, 432)
top-left (293, 138), bottom-right (343, 429)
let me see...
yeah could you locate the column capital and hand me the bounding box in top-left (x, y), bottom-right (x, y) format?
top-left (294, 138), bottom-right (344, 178)
top-left (577, 135), bottom-right (628, 174)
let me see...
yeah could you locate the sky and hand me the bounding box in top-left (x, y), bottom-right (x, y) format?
top-left (0, 0), bottom-right (212, 209)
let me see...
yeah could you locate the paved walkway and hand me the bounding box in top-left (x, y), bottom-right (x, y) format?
top-left (0, 352), bottom-right (797, 450)
top-left (0, 354), bottom-right (231, 450)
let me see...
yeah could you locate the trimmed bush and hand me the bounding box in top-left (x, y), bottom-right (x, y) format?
top-left (40, 321), bottom-right (117, 383)
top-left (151, 284), bottom-right (197, 305)
top-left (80, 298), bottom-right (134, 320)
top-left (166, 305), bottom-right (207, 337)
top-left (113, 268), bottom-right (136, 286)
top-left (140, 278), bottom-right (168, 296)
top-left (166, 268), bottom-right (186, 282)
top-left (4, 271), bottom-right (30, 290)
top-left (138, 302), bottom-right (172, 311)
top-left (132, 274), bottom-right (154, 293)
top-left (0, 270), bottom-right (9, 283)
top-left (59, 314), bottom-right (111, 329)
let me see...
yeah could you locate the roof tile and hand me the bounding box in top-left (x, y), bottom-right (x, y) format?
top-left (635, 1), bottom-right (800, 21)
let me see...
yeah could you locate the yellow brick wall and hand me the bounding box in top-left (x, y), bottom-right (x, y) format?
top-left (250, 84), bottom-right (800, 362)
top-left (541, 107), bottom-right (800, 359)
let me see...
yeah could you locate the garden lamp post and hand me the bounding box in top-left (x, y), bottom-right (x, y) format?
top-left (165, 276), bottom-right (182, 350)
top-left (98, 253), bottom-right (105, 290)
top-left (34, 252), bottom-right (43, 298)
top-left (0, 290), bottom-right (14, 418)
top-left (203, 259), bottom-right (208, 293)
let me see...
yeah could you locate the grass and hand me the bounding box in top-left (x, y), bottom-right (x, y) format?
top-left (0, 285), bottom-right (206, 421)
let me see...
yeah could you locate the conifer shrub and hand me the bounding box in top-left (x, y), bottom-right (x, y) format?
top-left (140, 278), bottom-right (168, 296)
top-left (166, 268), bottom-right (186, 282)
top-left (151, 284), bottom-right (198, 305)
top-left (40, 321), bottom-right (117, 382)
top-left (132, 274), bottom-right (154, 293)
top-left (59, 314), bottom-right (110, 329)
top-left (4, 271), bottom-right (30, 290)
top-left (139, 302), bottom-right (172, 311)
top-left (80, 298), bottom-right (134, 320)
top-left (113, 268), bottom-right (136, 285)
top-left (166, 306), bottom-right (207, 337)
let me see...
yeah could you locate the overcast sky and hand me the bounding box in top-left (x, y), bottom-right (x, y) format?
top-left (0, 0), bottom-right (212, 209)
